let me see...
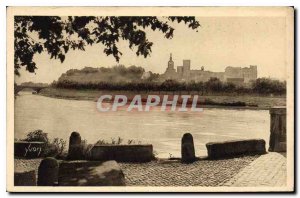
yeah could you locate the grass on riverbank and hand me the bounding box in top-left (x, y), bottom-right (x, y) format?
top-left (39, 88), bottom-right (286, 109)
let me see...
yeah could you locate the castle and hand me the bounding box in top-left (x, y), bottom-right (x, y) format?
top-left (161, 54), bottom-right (257, 85)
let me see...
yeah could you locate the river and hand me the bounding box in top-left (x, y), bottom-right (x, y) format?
top-left (15, 92), bottom-right (270, 157)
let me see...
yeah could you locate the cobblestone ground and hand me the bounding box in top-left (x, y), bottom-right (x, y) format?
top-left (15, 156), bottom-right (257, 187)
top-left (14, 153), bottom-right (287, 187)
top-left (119, 156), bottom-right (257, 186)
top-left (224, 152), bottom-right (286, 187)
top-left (15, 159), bottom-right (42, 173)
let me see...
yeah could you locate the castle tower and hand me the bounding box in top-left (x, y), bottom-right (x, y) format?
top-left (182, 60), bottom-right (191, 79)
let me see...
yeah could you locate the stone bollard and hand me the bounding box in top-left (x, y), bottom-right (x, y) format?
top-left (181, 133), bottom-right (196, 163)
top-left (269, 106), bottom-right (286, 152)
top-left (68, 131), bottom-right (84, 160)
top-left (37, 157), bottom-right (59, 186)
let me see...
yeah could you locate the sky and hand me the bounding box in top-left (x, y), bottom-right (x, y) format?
top-left (15, 16), bottom-right (287, 83)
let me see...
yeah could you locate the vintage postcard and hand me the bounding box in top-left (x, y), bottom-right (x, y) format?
top-left (7, 7), bottom-right (294, 192)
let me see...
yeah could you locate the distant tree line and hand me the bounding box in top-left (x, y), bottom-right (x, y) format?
top-left (52, 77), bottom-right (286, 95)
top-left (59, 65), bottom-right (146, 83)
top-left (64, 65), bottom-right (145, 77)
top-left (19, 81), bottom-right (49, 87)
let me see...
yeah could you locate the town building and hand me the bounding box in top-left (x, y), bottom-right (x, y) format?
top-left (161, 54), bottom-right (257, 86)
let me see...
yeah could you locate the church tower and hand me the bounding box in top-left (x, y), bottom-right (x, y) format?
top-left (167, 53), bottom-right (174, 69)
top-left (163, 53), bottom-right (176, 79)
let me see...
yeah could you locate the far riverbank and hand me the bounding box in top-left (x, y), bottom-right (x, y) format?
top-left (38, 88), bottom-right (286, 110)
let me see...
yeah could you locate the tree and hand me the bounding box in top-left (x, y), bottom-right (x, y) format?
top-left (144, 71), bottom-right (160, 82)
top-left (252, 78), bottom-right (286, 95)
top-left (14, 16), bottom-right (200, 76)
top-left (161, 79), bottom-right (180, 94)
top-left (205, 77), bottom-right (223, 93)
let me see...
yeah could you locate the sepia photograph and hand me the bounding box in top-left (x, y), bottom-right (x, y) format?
top-left (6, 6), bottom-right (294, 192)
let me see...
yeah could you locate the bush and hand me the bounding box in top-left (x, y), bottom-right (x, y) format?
top-left (95, 137), bottom-right (142, 146)
top-left (95, 137), bottom-right (124, 145)
top-left (44, 138), bottom-right (67, 159)
top-left (252, 78), bottom-right (286, 95)
top-left (21, 130), bottom-right (67, 159)
top-left (81, 139), bottom-right (94, 159)
top-left (22, 129), bottom-right (49, 143)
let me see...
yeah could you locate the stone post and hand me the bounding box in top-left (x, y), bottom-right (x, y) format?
top-left (37, 157), bottom-right (59, 186)
top-left (181, 133), bottom-right (196, 163)
top-left (269, 106), bottom-right (286, 152)
top-left (68, 131), bottom-right (84, 160)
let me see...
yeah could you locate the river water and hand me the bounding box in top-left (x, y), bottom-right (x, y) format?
top-left (15, 92), bottom-right (270, 157)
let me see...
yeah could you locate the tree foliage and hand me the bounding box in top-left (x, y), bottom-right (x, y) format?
top-left (53, 77), bottom-right (286, 96)
top-left (59, 65), bottom-right (145, 83)
top-left (14, 16), bottom-right (200, 75)
top-left (252, 78), bottom-right (286, 95)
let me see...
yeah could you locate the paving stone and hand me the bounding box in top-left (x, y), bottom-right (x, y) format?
top-left (14, 153), bottom-right (286, 187)
top-left (224, 152), bottom-right (286, 187)
top-left (119, 156), bottom-right (257, 186)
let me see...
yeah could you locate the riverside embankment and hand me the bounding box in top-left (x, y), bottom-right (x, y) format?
top-left (39, 88), bottom-right (286, 110)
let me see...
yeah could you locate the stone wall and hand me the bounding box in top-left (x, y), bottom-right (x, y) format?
top-left (206, 139), bottom-right (266, 159)
top-left (89, 145), bottom-right (153, 162)
top-left (58, 161), bottom-right (125, 186)
top-left (14, 141), bottom-right (45, 158)
top-left (269, 106), bottom-right (286, 152)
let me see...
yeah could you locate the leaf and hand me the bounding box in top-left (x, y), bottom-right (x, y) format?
top-left (58, 54), bottom-right (65, 63)
top-left (63, 45), bottom-right (69, 53)
top-left (14, 16), bottom-right (200, 74)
